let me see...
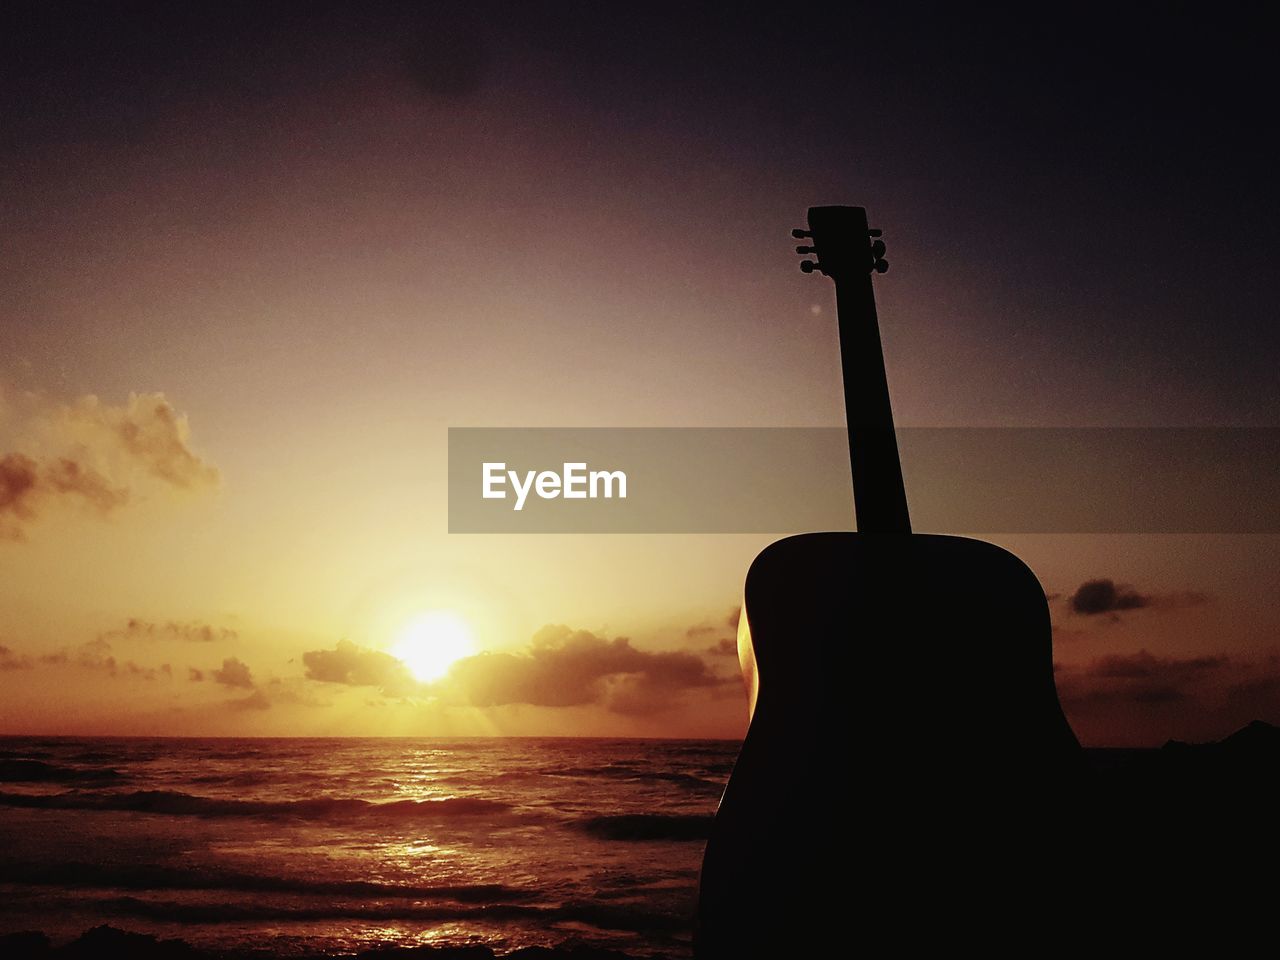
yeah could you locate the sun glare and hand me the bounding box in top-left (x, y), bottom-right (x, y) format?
top-left (391, 611), bottom-right (476, 681)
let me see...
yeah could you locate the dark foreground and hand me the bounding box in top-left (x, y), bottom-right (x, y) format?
top-left (1, 926), bottom-right (658, 960)
top-left (2, 725), bottom-right (1278, 958)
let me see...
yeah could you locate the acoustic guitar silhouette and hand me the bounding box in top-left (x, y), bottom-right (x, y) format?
top-left (695, 207), bottom-right (1083, 956)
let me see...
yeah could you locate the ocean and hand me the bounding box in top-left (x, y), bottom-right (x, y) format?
top-left (0, 737), bottom-right (739, 957)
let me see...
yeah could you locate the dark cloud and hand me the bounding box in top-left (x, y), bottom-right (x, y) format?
top-left (1069, 579), bottom-right (1150, 615)
top-left (706, 638), bottom-right (737, 657)
top-left (302, 640), bottom-right (416, 696)
top-left (212, 657), bottom-right (253, 689)
top-left (441, 625), bottom-right (730, 716)
top-left (188, 668), bottom-right (204, 682)
top-left (0, 451), bottom-right (126, 540)
top-left (1067, 578), bottom-right (1210, 617)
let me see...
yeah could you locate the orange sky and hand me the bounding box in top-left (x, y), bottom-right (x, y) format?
top-left (2, 377), bottom-right (1276, 745)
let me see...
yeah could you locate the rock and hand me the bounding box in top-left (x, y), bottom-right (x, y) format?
top-left (58, 925), bottom-right (201, 959)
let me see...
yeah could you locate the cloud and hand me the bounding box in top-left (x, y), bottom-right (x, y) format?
top-left (1069, 579), bottom-right (1150, 615)
top-left (299, 625), bottom-right (737, 714)
top-left (1066, 578), bottom-right (1210, 617)
top-left (188, 668), bottom-right (205, 682)
top-left (439, 625), bottom-right (731, 716)
top-left (687, 608), bottom-right (740, 657)
top-left (107, 618), bottom-right (238, 644)
top-left (302, 639), bottom-right (416, 695)
top-left (1055, 648), bottom-right (1280, 745)
top-left (212, 657), bottom-right (254, 689)
top-left (0, 455), bottom-right (36, 535)
top-left (1087, 650), bottom-right (1227, 682)
top-left (1, 637), bottom-right (176, 681)
top-left (38, 637), bottom-right (168, 680)
top-left (1058, 649), bottom-right (1230, 706)
top-left (688, 607), bottom-right (740, 640)
top-left (64, 392), bottom-right (219, 490)
top-left (224, 679), bottom-right (327, 712)
top-left (1, 389), bottom-right (217, 540)
top-left (264, 678), bottom-right (329, 708)
top-left (120, 660), bottom-right (171, 681)
top-left (0, 644), bottom-right (32, 671)
top-left (229, 689), bottom-right (271, 711)
top-left (1, 452), bottom-right (127, 540)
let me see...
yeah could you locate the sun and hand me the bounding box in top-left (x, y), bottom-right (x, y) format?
top-left (390, 611), bottom-right (476, 681)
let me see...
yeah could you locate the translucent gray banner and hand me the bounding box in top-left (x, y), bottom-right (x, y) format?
top-left (447, 428), bottom-right (1280, 533)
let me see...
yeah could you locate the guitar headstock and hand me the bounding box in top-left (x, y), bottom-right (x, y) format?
top-left (793, 205), bottom-right (887, 279)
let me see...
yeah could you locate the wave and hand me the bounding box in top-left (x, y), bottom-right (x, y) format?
top-left (656, 741), bottom-right (740, 756)
top-left (90, 895), bottom-right (686, 932)
top-left (549, 765), bottom-right (724, 791)
top-left (577, 813), bottom-right (712, 841)
top-left (66, 751), bottom-right (122, 763)
top-left (184, 770), bottom-right (334, 787)
top-left (0, 759), bottom-right (125, 784)
top-left (0, 789), bottom-right (509, 821)
top-left (0, 860), bottom-right (533, 903)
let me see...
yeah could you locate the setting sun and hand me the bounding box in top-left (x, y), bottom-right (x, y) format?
top-left (390, 611), bottom-right (476, 681)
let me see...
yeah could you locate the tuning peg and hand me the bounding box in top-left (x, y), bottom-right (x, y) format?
top-left (869, 228), bottom-right (883, 237)
top-left (873, 259), bottom-right (889, 274)
top-left (871, 239), bottom-right (886, 258)
top-left (795, 245), bottom-right (815, 254)
top-left (799, 260), bottom-right (819, 274)
top-left (791, 228), bottom-right (813, 239)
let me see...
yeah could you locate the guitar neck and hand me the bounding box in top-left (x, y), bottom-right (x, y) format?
top-left (798, 205), bottom-right (912, 533)
top-left (803, 208), bottom-right (906, 542)
top-left (832, 243), bottom-right (911, 535)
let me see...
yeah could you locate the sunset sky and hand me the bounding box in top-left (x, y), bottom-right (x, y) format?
top-left (1, 4), bottom-right (1276, 745)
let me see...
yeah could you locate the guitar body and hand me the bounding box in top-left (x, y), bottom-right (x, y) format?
top-left (696, 206), bottom-right (1084, 956)
top-left (696, 533), bottom-right (1082, 955)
